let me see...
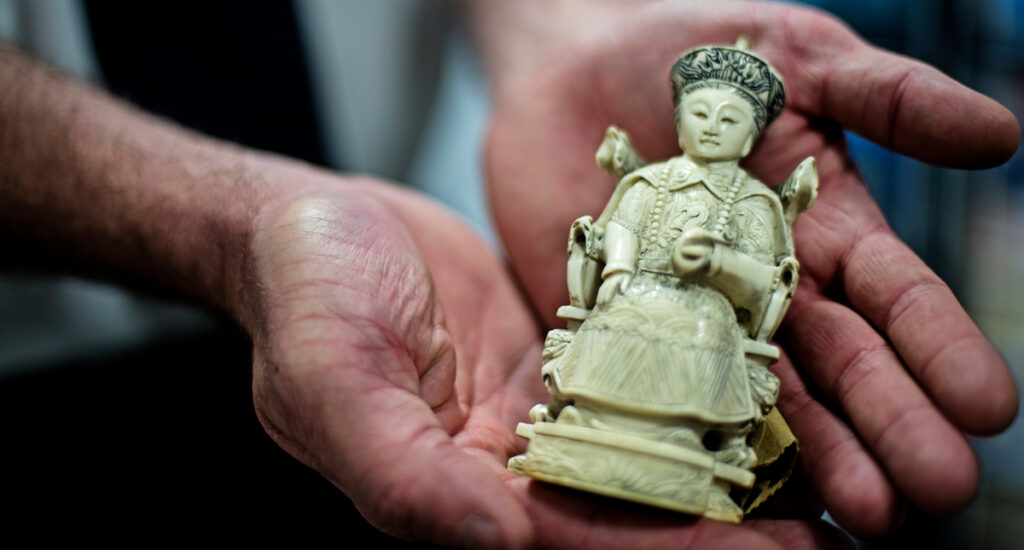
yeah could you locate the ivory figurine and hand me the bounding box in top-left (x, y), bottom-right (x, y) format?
top-left (509, 40), bottom-right (817, 522)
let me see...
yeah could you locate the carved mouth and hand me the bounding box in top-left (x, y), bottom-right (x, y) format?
top-left (700, 138), bottom-right (720, 146)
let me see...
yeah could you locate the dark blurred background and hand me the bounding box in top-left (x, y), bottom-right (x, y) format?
top-left (0, 0), bottom-right (1020, 546)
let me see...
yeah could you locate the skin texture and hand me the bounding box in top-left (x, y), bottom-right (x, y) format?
top-left (0, 42), bottom-right (845, 548)
top-left (0, 0), bottom-right (1018, 548)
top-left (477, 0), bottom-right (1020, 541)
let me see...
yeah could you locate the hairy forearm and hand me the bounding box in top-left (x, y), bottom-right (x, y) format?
top-left (0, 44), bottom-right (286, 313)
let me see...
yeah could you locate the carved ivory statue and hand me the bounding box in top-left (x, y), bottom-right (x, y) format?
top-left (509, 41), bottom-right (818, 522)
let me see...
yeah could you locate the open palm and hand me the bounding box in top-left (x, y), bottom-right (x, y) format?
top-left (236, 2), bottom-right (1018, 548)
top-left (240, 165), bottom-right (849, 549)
top-left (485, 0), bottom-right (1019, 539)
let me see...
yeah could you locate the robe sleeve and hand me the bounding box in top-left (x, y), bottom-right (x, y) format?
top-left (609, 181), bottom-right (651, 238)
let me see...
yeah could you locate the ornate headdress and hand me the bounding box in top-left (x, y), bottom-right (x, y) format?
top-left (670, 41), bottom-right (785, 135)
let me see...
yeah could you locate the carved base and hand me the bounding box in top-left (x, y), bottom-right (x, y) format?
top-left (508, 421), bottom-right (753, 523)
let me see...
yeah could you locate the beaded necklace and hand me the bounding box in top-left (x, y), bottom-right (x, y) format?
top-left (643, 159), bottom-right (744, 249)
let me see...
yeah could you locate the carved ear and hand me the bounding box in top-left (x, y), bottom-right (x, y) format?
top-left (740, 133), bottom-right (755, 157)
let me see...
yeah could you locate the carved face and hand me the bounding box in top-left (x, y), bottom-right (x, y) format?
top-left (676, 87), bottom-right (756, 162)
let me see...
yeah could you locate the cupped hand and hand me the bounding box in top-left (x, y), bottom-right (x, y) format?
top-left (234, 163), bottom-right (848, 549)
top-left (483, 0), bottom-right (1019, 538)
top-left (672, 230), bottom-right (719, 278)
top-left (596, 271), bottom-right (631, 305)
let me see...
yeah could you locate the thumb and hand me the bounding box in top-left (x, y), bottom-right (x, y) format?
top-left (318, 391), bottom-right (534, 549)
top-left (252, 344), bottom-right (534, 548)
top-left (765, 4), bottom-right (1020, 168)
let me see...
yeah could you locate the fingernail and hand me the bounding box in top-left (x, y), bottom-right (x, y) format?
top-left (457, 514), bottom-right (504, 550)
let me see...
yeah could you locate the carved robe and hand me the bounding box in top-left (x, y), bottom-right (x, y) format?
top-left (550, 157), bottom-right (792, 424)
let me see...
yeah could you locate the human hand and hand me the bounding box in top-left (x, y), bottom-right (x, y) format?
top-left (479, 0), bottom-right (1019, 538)
top-left (0, 34), bottom-right (846, 549)
top-left (233, 161), bottom-right (849, 549)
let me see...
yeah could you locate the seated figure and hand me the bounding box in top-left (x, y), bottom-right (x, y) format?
top-left (510, 41), bottom-right (818, 522)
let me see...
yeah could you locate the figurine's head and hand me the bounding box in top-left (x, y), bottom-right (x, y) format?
top-left (670, 45), bottom-right (785, 161)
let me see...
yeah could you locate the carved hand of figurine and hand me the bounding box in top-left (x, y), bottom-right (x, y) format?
top-left (671, 229), bottom-right (720, 279)
top-left (595, 271), bottom-right (631, 306)
top-left (481, 0), bottom-right (1019, 540)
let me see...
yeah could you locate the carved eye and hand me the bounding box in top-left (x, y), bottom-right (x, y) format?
top-left (693, 111), bottom-right (708, 119)
top-left (722, 117), bottom-right (737, 124)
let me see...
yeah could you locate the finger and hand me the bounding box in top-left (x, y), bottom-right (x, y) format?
top-left (771, 352), bottom-right (903, 537)
top-left (780, 283), bottom-right (979, 516)
top-left (620, 274), bottom-right (632, 293)
top-left (248, 194), bottom-right (535, 549)
top-left (260, 369), bottom-right (534, 549)
top-left (836, 226), bottom-right (1018, 435)
top-left (749, 3), bottom-right (1020, 168)
top-left (678, 244), bottom-right (711, 259)
top-left (790, 169), bottom-right (1017, 436)
top-left (351, 394), bottom-right (533, 548)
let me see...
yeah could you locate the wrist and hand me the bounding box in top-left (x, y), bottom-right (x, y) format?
top-left (221, 155), bottom-right (346, 333)
top-left (0, 43), bottom-right (307, 322)
top-left (601, 263), bottom-right (633, 279)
